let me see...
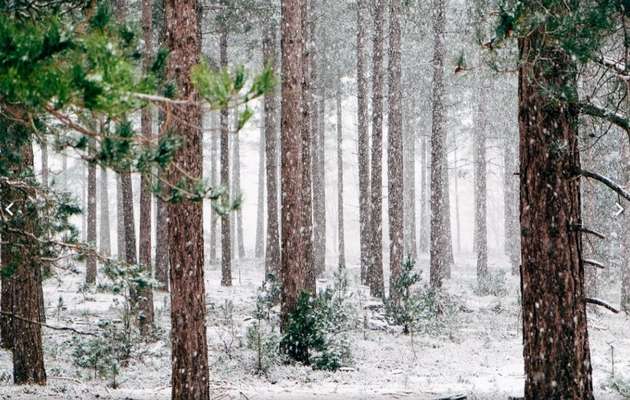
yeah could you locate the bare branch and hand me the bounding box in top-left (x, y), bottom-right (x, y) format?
top-left (0, 311), bottom-right (97, 336)
top-left (583, 259), bottom-right (606, 269)
top-left (580, 169), bottom-right (630, 202)
top-left (571, 224), bottom-right (607, 240)
top-left (578, 101), bottom-right (629, 134)
top-left (586, 298), bottom-right (620, 313)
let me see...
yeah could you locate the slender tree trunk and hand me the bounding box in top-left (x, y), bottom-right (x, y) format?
top-left (621, 134), bottom-right (630, 312)
top-left (86, 157), bottom-right (97, 284)
top-left (518, 26), bottom-right (593, 400)
top-left (164, 1), bottom-right (210, 398)
top-left (301, 0), bottom-right (316, 293)
top-left (263, 24), bottom-right (280, 278)
top-left (280, 0), bottom-right (305, 329)
top-left (387, 0), bottom-right (403, 301)
top-left (255, 121), bottom-right (265, 259)
top-left (209, 112), bottom-right (219, 264)
top-left (116, 175), bottom-right (125, 258)
top-left (403, 98), bottom-right (417, 261)
top-left (82, 166), bottom-right (87, 241)
top-left (0, 136), bottom-right (46, 384)
top-left (356, 0), bottom-right (371, 284)
top-left (313, 89), bottom-right (326, 276)
top-left (368, 0), bottom-right (385, 298)
top-left (99, 166), bottom-right (111, 257)
top-left (474, 79), bottom-right (488, 286)
top-left (138, 0), bottom-right (155, 334)
top-left (336, 77), bottom-right (346, 267)
top-left (220, 28), bottom-right (232, 287)
top-left (429, 0), bottom-right (449, 289)
top-left (419, 133), bottom-right (429, 254)
top-left (233, 113), bottom-right (245, 259)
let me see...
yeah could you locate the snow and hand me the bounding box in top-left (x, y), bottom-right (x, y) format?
top-left (0, 253), bottom-right (627, 399)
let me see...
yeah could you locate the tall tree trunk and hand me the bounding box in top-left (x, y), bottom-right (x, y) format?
top-left (356, 0), bottom-right (371, 284)
top-left (313, 89), bottom-right (326, 276)
top-left (403, 98), bottom-right (417, 261)
top-left (209, 111), bottom-right (219, 264)
top-left (419, 132), bottom-right (429, 254)
top-left (164, 1), bottom-right (210, 398)
top-left (263, 24), bottom-right (280, 278)
top-left (387, 0), bottom-right (403, 300)
top-left (280, 0), bottom-right (306, 329)
top-left (232, 113), bottom-right (245, 259)
top-left (82, 166), bottom-right (87, 242)
top-left (99, 166), bottom-right (111, 257)
top-left (255, 121), bottom-right (265, 259)
top-left (518, 26), bottom-right (593, 400)
top-left (429, 0), bottom-right (449, 289)
top-left (474, 79), bottom-right (488, 286)
top-left (0, 136), bottom-right (46, 384)
top-left (86, 157), bottom-right (97, 284)
top-left (368, 0), bottom-right (385, 298)
top-left (302, 0), bottom-right (316, 293)
top-left (138, 0), bottom-right (155, 335)
top-left (116, 175), bottom-right (125, 258)
top-left (621, 134), bottom-right (630, 312)
top-left (336, 77), bottom-right (345, 267)
top-left (220, 28), bottom-right (232, 287)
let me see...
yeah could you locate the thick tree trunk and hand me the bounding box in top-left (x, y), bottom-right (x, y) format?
top-left (164, 1), bottom-right (210, 398)
top-left (86, 157), bottom-right (97, 284)
top-left (336, 77), bottom-right (345, 267)
top-left (0, 137), bottom-right (46, 384)
top-left (138, 0), bottom-right (155, 334)
top-left (220, 28), bottom-right (232, 287)
top-left (429, 0), bottom-right (449, 289)
top-left (263, 24), bottom-right (280, 278)
top-left (280, 0), bottom-right (306, 329)
top-left (387, 0), bottom-right (404, 301)
top-left (356, 0), bottom-right (371, 284)
top-left (99, 166), bottom-right (111, 257)
top-left (255, 122), bottom-right (265, 259)
top-left (368, 0), bottom-right (385, 298)
top-left (474, 79), bottom-right (488, 285)
top-left (518, 29), bottom-right (593, 400)
top-left (301, 0), bottom-right (316, 293)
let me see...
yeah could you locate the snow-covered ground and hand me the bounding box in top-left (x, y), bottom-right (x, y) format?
top-left (0, 253), bottom-right (627, 400)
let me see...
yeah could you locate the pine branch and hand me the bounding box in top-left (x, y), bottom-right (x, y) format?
top-left (578, 101), bottom-right (629, 134)
top-left (583, 259), bottom-right (606, 269)
top-left (0, 311), bottom-right (97, 336)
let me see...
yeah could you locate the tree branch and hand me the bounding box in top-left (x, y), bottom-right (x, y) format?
top-left (580, 169), bottom-right (630, 202)
top-left (583, 259), bottom-right (606, 269)
top-left (0, 311), bottom-right (97, 336)
top-left (586, 298), bottom-right (620, 313)
top-left (578, 101), bottom-right (629, 134)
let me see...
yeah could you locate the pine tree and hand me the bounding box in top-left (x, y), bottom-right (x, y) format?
top-left (220, 27), bottom-right (232, 287)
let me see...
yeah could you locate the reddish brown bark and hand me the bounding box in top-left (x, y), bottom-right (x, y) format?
top-left (164, 0), bottom-right (210, 398)
top-left (518, 29), bottom-right (593, 400)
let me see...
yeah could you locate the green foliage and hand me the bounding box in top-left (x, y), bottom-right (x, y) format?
top-left (280, 265), bottom-right (355, 371)
top-left (246, 274), bottom-right (282, 373)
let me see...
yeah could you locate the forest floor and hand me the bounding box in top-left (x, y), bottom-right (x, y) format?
top-left (0, 253), bottom-right (628, 400)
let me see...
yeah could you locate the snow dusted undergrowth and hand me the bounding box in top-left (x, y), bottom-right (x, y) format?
top-left (0, 254), bottom-right (627, 400)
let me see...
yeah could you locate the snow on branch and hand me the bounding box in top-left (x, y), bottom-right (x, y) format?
top-left (578, 101), bottom-right (629, 134)
top-left (583, 259), bottom-right (606, 269)
top-left (586, 298), bottom-right (620, 314)
top-left (0, 311), bottom-right (97, 336)
top-left (580, 169), bottom-right (630, 203)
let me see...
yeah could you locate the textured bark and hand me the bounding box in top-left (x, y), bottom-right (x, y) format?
top-left (255, 122), bottom-right (265, 259)
top-left (209, 112), bottom-right (219, 264)
top-left (474, 79), bottom-right (488, 285)
top-left (164, 0), bottom-right (210, 398)
top-left (429, 0), bottom-right (449, 289)
top-left (232, 113), bottom-right (245, 259)
top-left (356, 0), bottom-right (371, 284)
top-left (99, 166), bottom-right (111, 257)
top-left (263, 24), bottom-right (280, 277)
top-left (301, 0), bottom-right (315, 292)
top-left (86, 158), bottom-right (97, 285)
top-left (336, 77), bottom-right (345, 267)
top-left (220, 28), bottom-right (232, 287)
top-left (0, 137), bottom-right (46, 384)
top-left (280, 0), bottom-right (306, 329)
top-left (518, 27), bottom-right (593, 400)
top-left (403, 98), bottom-right (417, 261)
top-left (368, 0), bottom-right (385, 298)
top-left (155, 190), bottom-right (169, 289)
top-left (387, 0), bottom-right (403, 301)
top-left (138, 0), bottom-right (155, 335)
